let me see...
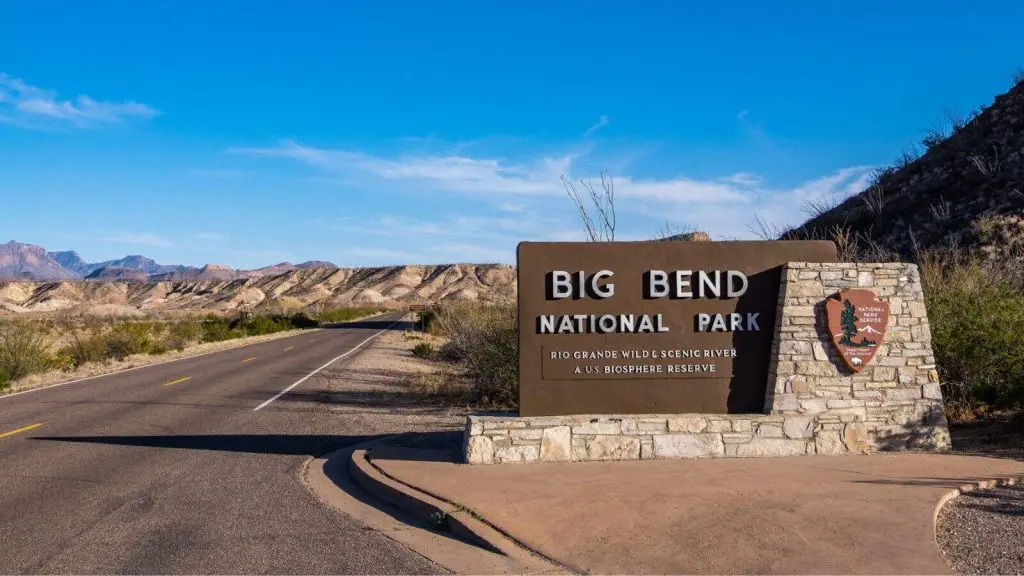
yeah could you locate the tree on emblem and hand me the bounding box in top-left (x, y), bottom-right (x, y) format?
top-left (839, 299), bottom-right (858, 345)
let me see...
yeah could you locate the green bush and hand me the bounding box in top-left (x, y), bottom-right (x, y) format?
top-left (200, 317), bottom-right (240, 342)
top-left (923, 256), bottom-right (1024, 413)
top-left (104, 320), bottom-right (158, 360)
top-left (0, 320), bottom-right (53, 387)
top-left (167, 318), bottom-right (203, 351)
top-left (412, 342), bottom-right (435, 359)
top-left (434, 302), bottom-right (519, 407)
top-left (237, 314), bottom-right (290, 336)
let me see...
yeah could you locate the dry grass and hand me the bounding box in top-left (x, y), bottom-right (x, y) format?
top-left (1, 308), bottom-right (385, 395)
top-left (432, 301), bottom-right (518, 408)
top-left (317, 326), bottom-right (474, 431)
top-left (5, 327), bottom-right (315, 394)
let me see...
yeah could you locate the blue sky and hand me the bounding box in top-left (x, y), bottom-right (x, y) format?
top-left (1, 1), bottom-right (1022, 268)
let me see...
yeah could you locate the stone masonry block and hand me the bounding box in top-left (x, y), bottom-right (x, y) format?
top-left (653, 434), bottom-right (725, 459)
top-left (539, 426), bottom-right (571, 462)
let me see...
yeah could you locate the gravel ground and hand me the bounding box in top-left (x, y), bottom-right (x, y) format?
top-left (936, 482), bottom-right (1024, 575)
top-left (316, 328), bottom-right (471, 440)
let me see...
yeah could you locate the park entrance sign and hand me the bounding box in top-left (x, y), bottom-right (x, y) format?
top-left (465, 246), bottom-right (953, 464)
top-left (517, 240), bottom-right (838, 416)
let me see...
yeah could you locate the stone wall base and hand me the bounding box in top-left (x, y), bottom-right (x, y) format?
top-left (463, 412), bottom-right (952, 464)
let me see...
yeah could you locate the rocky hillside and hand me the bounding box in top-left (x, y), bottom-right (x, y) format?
top-left (0, 264), bottom-right (516, 315)
top-left (786, 77), bottom-right (1024, 262)
top-left (0, 242), bottom-right (78, 280)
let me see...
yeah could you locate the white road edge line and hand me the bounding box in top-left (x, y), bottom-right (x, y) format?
top-left (252, 318), bottom-right (403, 412)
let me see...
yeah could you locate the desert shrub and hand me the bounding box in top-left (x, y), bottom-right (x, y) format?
top-left (55, 313), bottom-right (106, 367)
top-left (200, 317), bottom-right (240, 342)
top-left (57, 335), bottom-right (107, 368)
top-left (412, 342), bottom-right (435, 359)
top-left (104, 320), bottom-right (158, 360)
top-left (436, 340), bottom-right (466, 362)
top-left (288, 312), bottom-right (320, 329)
top-left (921, 254), bottom-right (1024, 415)
top-left (419, 309), bottom-right (441, 334)
top-left (236, 314), bottom-right (291, 336)
top-left (0, 320), bottom-right (53, 387)
top-left (167, 318), bottom-right (203, 351)
top-left (434, 302), bottom-right (518, 407)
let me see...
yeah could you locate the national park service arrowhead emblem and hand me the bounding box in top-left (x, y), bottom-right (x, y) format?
top-left (825, 289), bottom-right (889, 372)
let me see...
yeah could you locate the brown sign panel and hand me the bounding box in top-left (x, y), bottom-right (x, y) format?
top-left (825, 289), bottom-right (889, 372)
top-left (518, 240), bottom-right (838, 416)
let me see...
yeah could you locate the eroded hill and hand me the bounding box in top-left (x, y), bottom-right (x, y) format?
top-left (0, 264), bottom-right (517, 315)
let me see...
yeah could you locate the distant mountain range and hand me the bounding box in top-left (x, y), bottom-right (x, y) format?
top-left (0, 241), bottom-right (340, 281)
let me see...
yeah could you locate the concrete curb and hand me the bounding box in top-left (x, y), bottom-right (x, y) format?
top-left (932, 474), bottom-right (1024, 563)
top-left (350, 440), bottom-right (581, 574)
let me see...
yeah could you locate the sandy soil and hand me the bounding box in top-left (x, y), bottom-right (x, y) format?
top-left (312, 328), bottom-right (472, 437)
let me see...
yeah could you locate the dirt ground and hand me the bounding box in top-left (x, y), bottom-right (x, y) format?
top-left (311, 328), bottom-right (473, 440)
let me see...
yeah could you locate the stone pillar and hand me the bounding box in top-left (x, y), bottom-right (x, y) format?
top-left (765, 262), bottom-right (951, 454)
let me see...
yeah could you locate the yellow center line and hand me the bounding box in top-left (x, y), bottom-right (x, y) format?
top-left (241, 357), bottom-right (257, 363)
top-left (283, 346), bottom-right (295, 351)
top-left (164, 376), bottom-right (192, 386)
top-left (0, 422), bottom-right (43, 439)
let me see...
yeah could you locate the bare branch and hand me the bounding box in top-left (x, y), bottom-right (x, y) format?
top-left (561, 170), bottom-right (616, 241)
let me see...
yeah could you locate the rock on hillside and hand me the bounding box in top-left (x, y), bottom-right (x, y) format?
top-left (49, 250), bottom-right (91, 276)
top-left (249, 262), bottom-right (299, 277)
top-left (94, 255), bottom-right (191, 276)
top-left (151, 264), bottom-right (238, 282)
top-left (85, 265), bottom-right (150, 281)
top-left (786, 78), bottom-right (1024, 261)
top-left (0, 263), bottom-right (516, 314)
top-left (0, 241), bottom-right (80, 280)
top-left (295, 260), bottom-right (337, 269)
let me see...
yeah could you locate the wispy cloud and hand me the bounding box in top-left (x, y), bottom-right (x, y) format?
top-left (235, 138), bottom-right (877, 260)
top-left (192, 232), bottom-right (228, 241)
top-left (582, 114), bottom-right (610, 137)
top-left (0, 73), bottom-right (159, 130)
top-left (101, 231), bottom-right (174, 248)
top-left (230, 139), bottom-right (577, 197)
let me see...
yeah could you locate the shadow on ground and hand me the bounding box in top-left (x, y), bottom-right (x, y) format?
top-left (278, 389), bottom-right (473, 411)
top-left (32, 431), bottom-right (461, 459)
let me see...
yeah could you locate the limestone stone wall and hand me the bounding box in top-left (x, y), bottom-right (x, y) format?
top-left (463, 262), bottom-right (952, 464)
top-left (766, 262), bottom-right (951, 454)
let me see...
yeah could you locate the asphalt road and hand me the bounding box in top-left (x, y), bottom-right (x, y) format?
top-left (0, 312), bottom-right (445, 574)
